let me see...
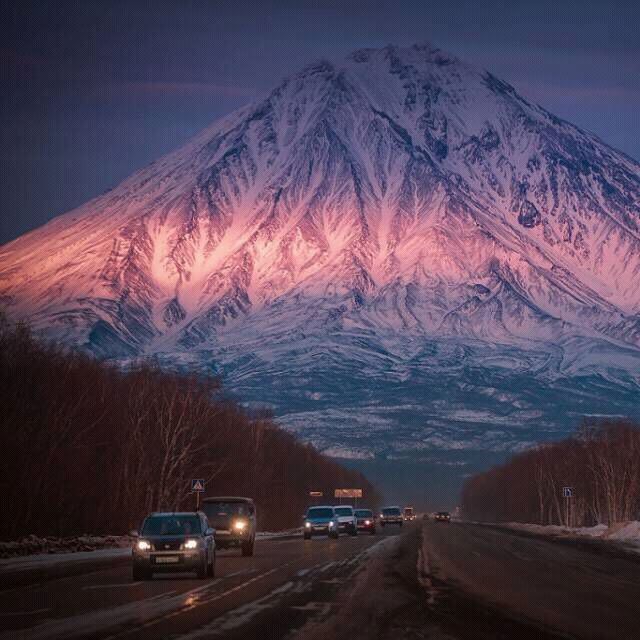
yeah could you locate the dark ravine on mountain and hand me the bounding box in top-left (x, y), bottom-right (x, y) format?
top-left (1, 44), bottom-right (639, 504)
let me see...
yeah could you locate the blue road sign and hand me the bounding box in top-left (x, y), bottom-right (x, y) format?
top-left (191, 479), bottom-right (205, 492)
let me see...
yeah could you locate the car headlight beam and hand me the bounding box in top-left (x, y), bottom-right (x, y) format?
top-left (233, 520), bottom-right (248, 531)
top-left (184, 539), bottom-right (198, 549)
top-left (137, 539), bottom-right (151, 551)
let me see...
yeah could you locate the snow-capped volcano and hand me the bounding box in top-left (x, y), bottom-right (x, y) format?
top-left (1, 44), bottom-right (639, 459)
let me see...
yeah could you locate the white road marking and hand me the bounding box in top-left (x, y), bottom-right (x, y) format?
top-left (0, 608), bottom-right (50, 617)
top-left (83, 582), bottom-right (142, 590)
top-left (290, 601), bottom-right (332, 616)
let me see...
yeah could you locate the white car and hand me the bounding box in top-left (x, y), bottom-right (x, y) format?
top-left (333, 505), bottom-right (358, 536)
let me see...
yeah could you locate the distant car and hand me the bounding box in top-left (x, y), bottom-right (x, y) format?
top-left (403, 506), bottom-right (416, 521)
top-left (434, 511), bottom-right (451, 522)
top-left (333, 505), bottom-right (358, 536)
top-left (303, 506), bottom-right (339, 539)
top-left (354, 508), bottom-right (376, 534)
top-left (201, 497), bottom-right (256, 556)
top-left (132, 512), bottom-right (215, 580)
top-left (380, 506), bottom-right (403, 527)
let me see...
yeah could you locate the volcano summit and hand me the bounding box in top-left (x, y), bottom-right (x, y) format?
top-left (1, 44), bottom-right (639, 468)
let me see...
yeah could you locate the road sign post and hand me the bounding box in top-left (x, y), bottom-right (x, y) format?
top-left (192, 479), bottom-right (205, 510)
top-left (562, 487), bottom-right (574, 527)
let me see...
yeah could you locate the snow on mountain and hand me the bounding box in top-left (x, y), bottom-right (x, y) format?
top-left (1, 44), bottom-right (639, 458)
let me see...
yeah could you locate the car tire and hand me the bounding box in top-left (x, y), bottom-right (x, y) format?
top-left (350, 524), bottom-right (357, 536)
top-left (371, 528), bottom-right (376, 535)
top-left (207, 551), bottom-right (215, 577)
top-left (197, 556), bottom-right (208, 579)
top-left (399, 522), bottom-right (403, 527)
top-left (381, 522), bottom-right (385, 528)
top-left (303, 532), bottom-right (311, 540)
top-left (330, 531), bottom-right (339, 540)
top-left (241, 540), bottom-right (254, 557)
top-left (132, 566), bottom-right (150, 581)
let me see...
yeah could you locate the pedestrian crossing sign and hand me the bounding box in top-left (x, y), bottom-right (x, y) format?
top-left (191, 479), bottom-right (205, 492)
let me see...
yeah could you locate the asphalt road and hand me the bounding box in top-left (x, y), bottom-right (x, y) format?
top-left (0, 527), bottom-right (401, 640)
top-left (2, 521), bottom-right (640, 640)
top-left (420, 521), bottom-right (640, 640)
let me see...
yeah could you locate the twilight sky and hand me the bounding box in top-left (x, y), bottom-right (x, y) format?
top-left (1, 0), bottom-right (638, 245)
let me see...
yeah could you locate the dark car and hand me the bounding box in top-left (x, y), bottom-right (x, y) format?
top-left (201, 497), bottom-right (257, 556)
top-left (303, 506), bottom-right (339, 539)
top-left (132, 512), bottom-right (215, 580)
top-left (354, 508), bottom-right (376, 534)
top-left (435, 511), bottom-right (451, 522)
top-left (380, 506), bottom-right (403, 527)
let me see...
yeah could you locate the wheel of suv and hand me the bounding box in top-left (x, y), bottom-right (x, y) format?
top-left (330, 530), bottom-right (339, 540)
top-left (350, 524), bottom-right (358, 536)
top-left (207, 550), bottom-right (215, 577)
top-left (303, 531), bottom-right (311, 540)
top-left (197, 556), bottom-right (208, 579)
top-left (241, 539), bottom-right (254, 557)
top-left (132, 566), bottom-right (151, 581)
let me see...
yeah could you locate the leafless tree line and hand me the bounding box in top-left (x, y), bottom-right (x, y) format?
top-left (461, 420), bottom-right (640, 526)
top-left (0, 314), bottom-right (379, 539)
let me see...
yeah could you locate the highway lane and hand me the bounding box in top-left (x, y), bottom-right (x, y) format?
top-left (420, 521), bottom-right (640, 639)
top-left (0, 526), bottom-right (404, 640)
top-left (4, 520), bottom-right (639, 640)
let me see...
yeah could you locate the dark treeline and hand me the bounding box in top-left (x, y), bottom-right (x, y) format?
top-left (461, 420), bottom-right (640, 527)
top-left (0, 315), bottom-right (379, 539)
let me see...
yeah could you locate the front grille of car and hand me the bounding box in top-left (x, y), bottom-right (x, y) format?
top-left (153, 540), bottom-right (183, 551)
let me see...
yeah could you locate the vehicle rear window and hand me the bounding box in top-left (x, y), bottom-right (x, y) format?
top-left (354, 510), bottom-right (373, 517)
top-left (382, 508), bottom-right (401, 515)
top-left (142, 515), bottom-right (201, 535)
top-left (307, 507), bottom-right (333, 518)
top-left (202, 501), bottom-right (249, 517)
top-left (334, 507), bottom-right (353, 516)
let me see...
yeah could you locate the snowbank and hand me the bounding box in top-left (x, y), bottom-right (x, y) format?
top-left (0, 534), bottom-right (134, 559)
top-left (502, 521), bottom-right (640, 553)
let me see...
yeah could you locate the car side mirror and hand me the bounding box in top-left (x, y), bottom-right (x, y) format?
top-left (129, 530), bottom-right (139, 537)
top-left (206, 527), bottom-right (215, 536)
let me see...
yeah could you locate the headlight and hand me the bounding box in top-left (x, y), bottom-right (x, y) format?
top-left (305, 521), bottom-right (311, 528)
top-left (233, 520), bottom-right (247, 531)
top-left (329, 521), bottom-right (334, 527)
top-left (137, 540), bottom-right (151, 551)
top-left (365, 519), bottom-right (371, 525)
top-left (184, 539), bottom-right (198, 549)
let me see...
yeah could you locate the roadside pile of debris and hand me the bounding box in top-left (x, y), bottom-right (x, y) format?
top-left (0, 534), bottom-right (134, 558)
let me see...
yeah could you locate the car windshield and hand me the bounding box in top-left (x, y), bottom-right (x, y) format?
top-left (307, 507), bottom-right (333, 518)
top-left (383, 508), bottom-right (401, 515)
top-left (334, 507), bottom-right (353, 516)
top-left (354, 510), bottom-right (373, 517)
top-left (203, 501), bottom-right (249, 516)
top-left (142, 515), bottom-right (201, 536)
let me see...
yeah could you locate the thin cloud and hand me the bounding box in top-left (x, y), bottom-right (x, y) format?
top-left (120, 81), bottom-right (258, 98)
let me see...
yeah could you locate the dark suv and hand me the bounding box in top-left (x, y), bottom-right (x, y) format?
top-left (132, 512), bottom-right (215, 580)
top-left (380, 506), bottom-right (403, 527)
top-left (201, 497), bottom-right (256, 556)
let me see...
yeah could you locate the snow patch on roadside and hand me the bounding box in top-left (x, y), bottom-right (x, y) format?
top-left (500, 521), bottom-right (640, 553)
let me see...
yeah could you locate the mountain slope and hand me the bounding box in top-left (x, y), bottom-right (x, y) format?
top-left (1, 44), bottom-right (639, 458)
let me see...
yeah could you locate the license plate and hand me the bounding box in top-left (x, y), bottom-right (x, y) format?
top-left (216, 530), bottom-right (230, 535)
top-left (155, 556), bottom-right (179, 564)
